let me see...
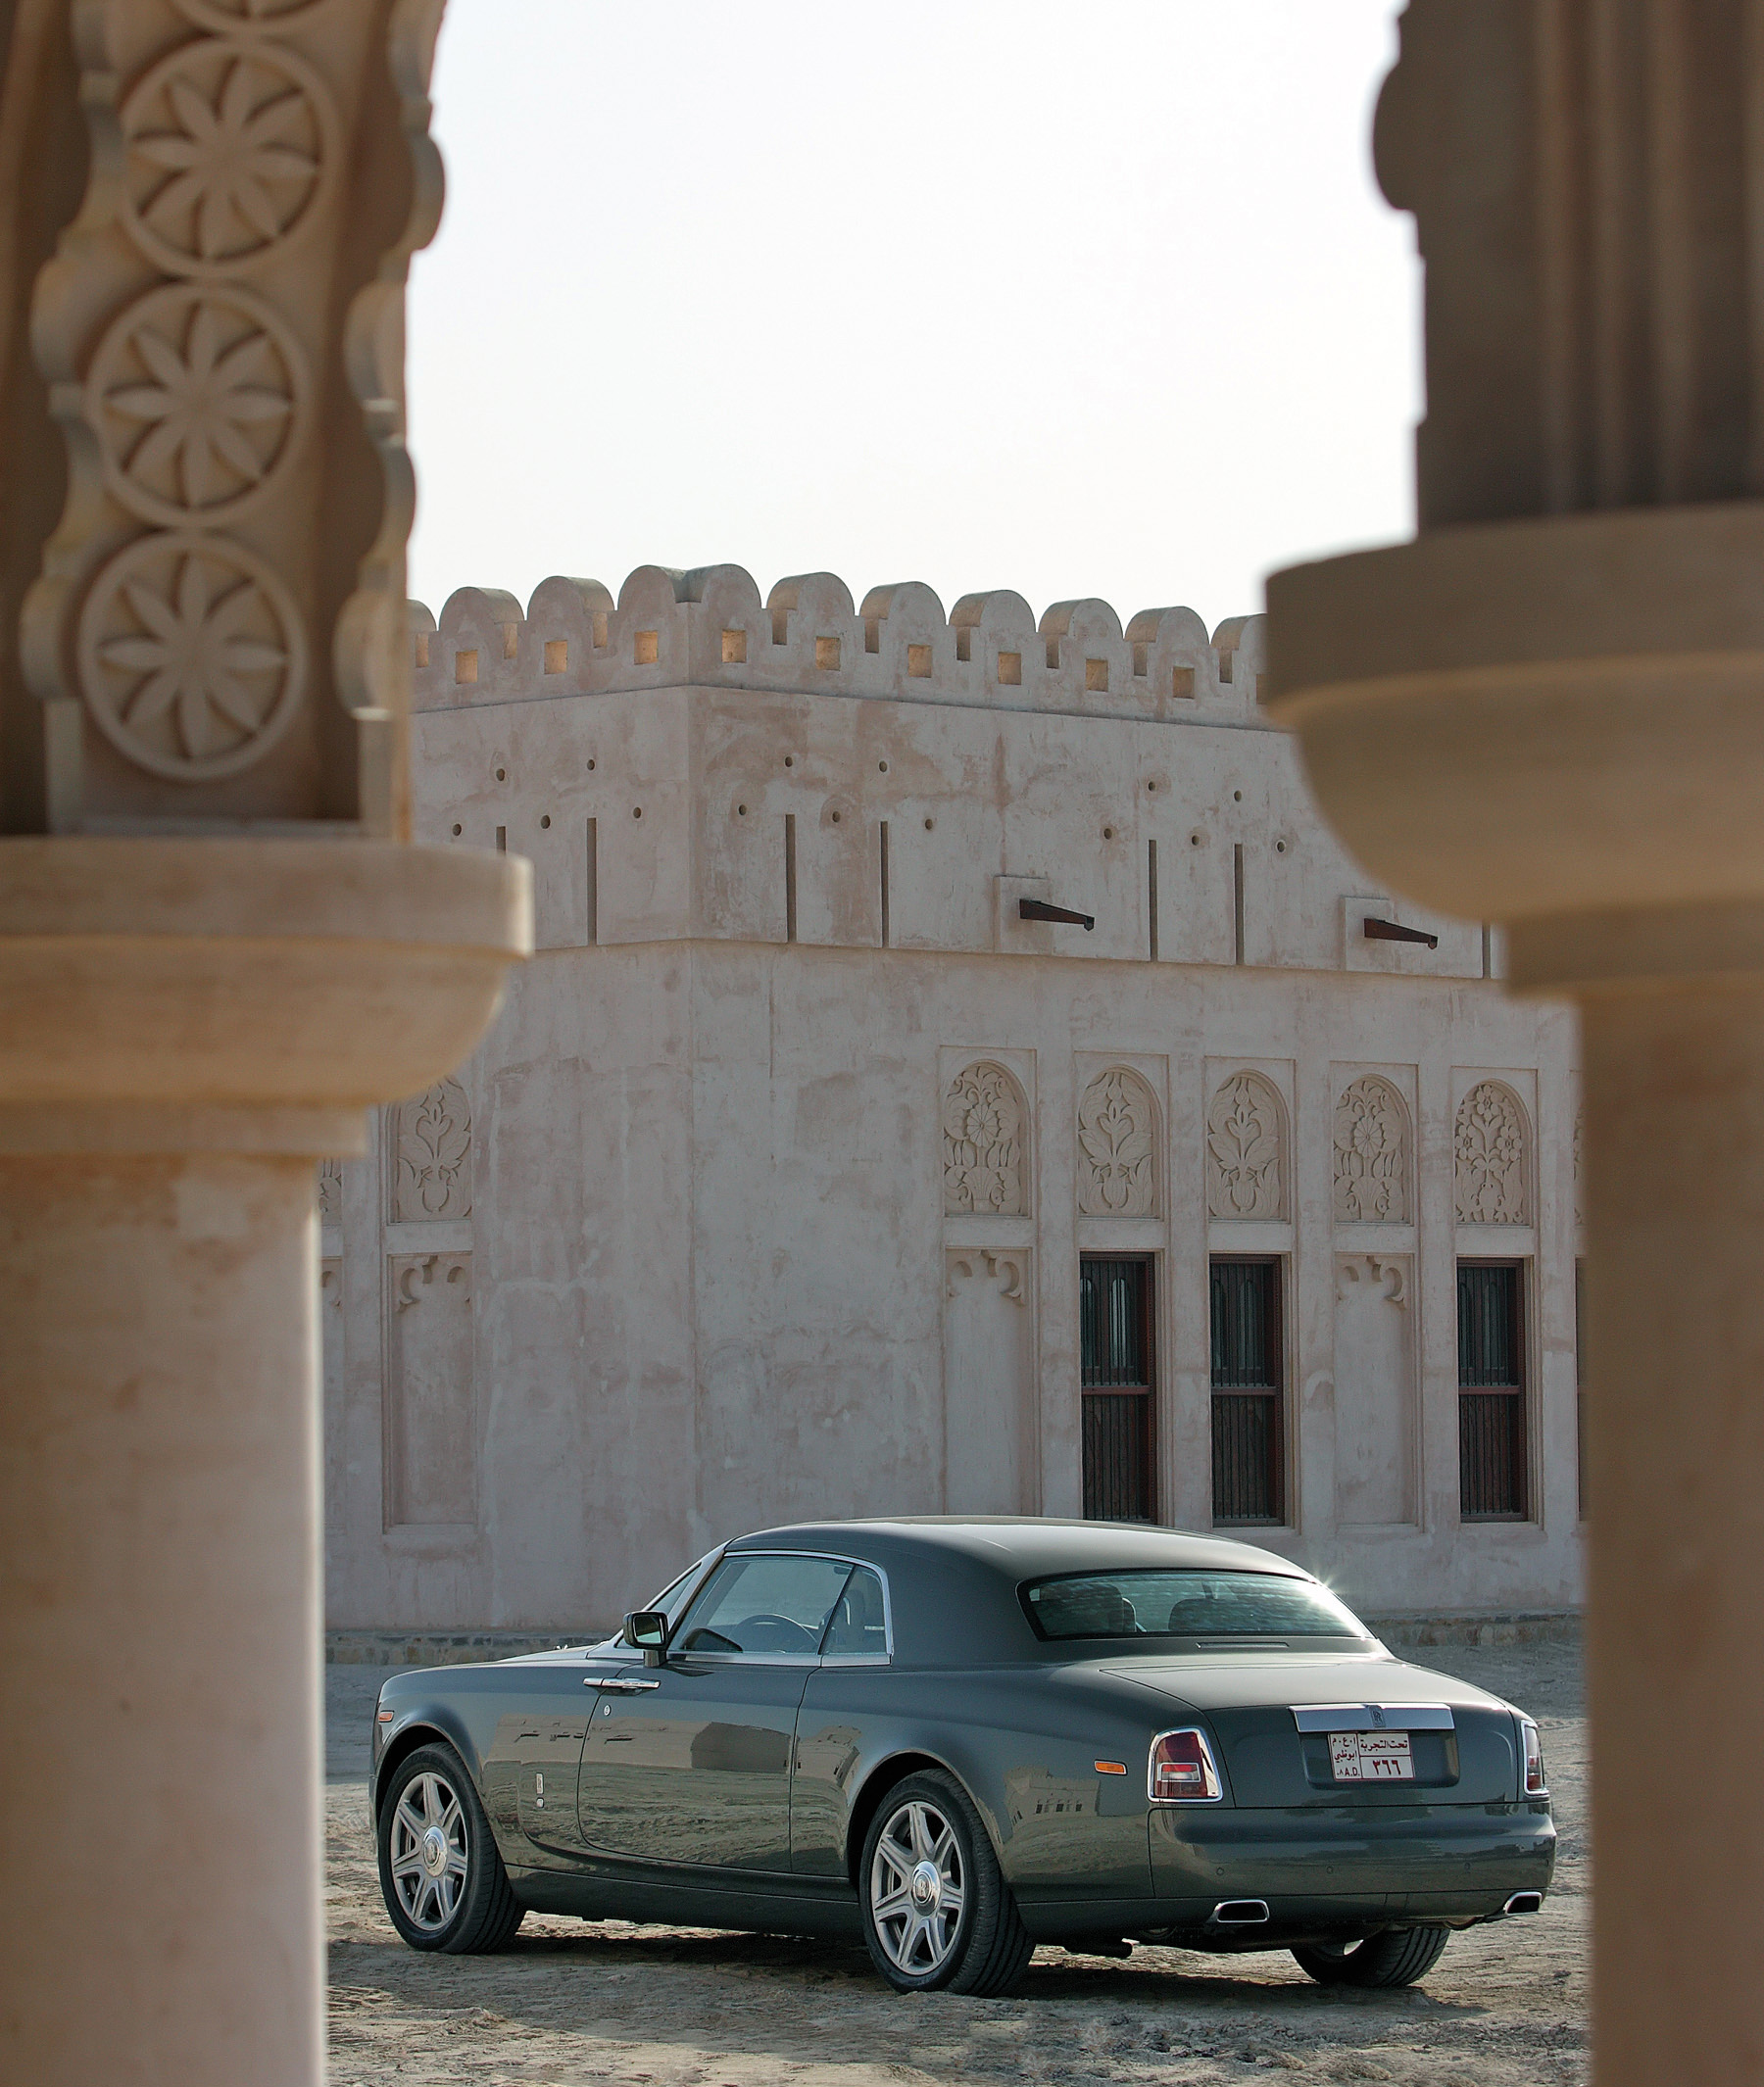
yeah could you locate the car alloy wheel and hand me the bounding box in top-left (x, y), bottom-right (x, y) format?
top-left (376, 1741), bottom-right (524, 1954)
top-left (869, 1796), bottom-right (967, 1977)
top-left (388, 1769), bottom-right (470, 1933)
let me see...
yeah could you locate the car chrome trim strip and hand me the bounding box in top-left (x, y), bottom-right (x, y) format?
top-left (1291, 1703), bottom-right (1455, 1732)
top-left (584, 1675), bottom-right (661, 1691)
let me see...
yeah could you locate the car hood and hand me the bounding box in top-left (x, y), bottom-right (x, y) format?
top-left (1093, 1650), bottom-right (1516, 1719)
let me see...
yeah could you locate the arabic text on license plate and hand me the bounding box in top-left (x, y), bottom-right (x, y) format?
top-left (1328, 1731), bottom-right (1414, 1782)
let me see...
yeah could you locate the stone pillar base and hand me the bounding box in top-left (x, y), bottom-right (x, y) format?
top-left (0, 838), bottom-right (528, 2084)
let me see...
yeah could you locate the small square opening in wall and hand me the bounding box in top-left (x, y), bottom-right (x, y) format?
top-left (721, 627), bottom-right (747, 664)
top-left (1085, 657), bottom-right (1109, 692)
top-left (907, 643), bottom-right (932, 678)
top-left (454, 648), bottom-right (478, 685)
top-left (815, 635), bottom-right (841, 671)
top-left (543, 639), bottom-right (568, 674)
top-left (1045, 638), bottom-right (1060, 670)
top-left (771, 609), bottom-right (789, 647)
top-left (998, 650), bottom-right (1021, 686)
top-left (414, 631), bottom-right (429, 669)
top-left (501, 621), bottom-right (520, 659)
top-left (864, 618), bottom-right (881, 655)
top-left (1132, 642), bottom-right (1149, 677)
top-left (1172, 666), bottom-right (1197, 700)
top-left (956, 628), bottom-right (971, 662)
top-left (592, 611), bottom-right (609, 648)
top-left (634, 629), bottom-right (659, 665)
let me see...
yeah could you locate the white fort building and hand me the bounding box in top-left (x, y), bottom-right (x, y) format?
top-left (320, 562), bottom-right (1584, 1641)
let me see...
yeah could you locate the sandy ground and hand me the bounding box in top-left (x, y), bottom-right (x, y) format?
top-left (325, 1641), bottom-right (1586, 2086)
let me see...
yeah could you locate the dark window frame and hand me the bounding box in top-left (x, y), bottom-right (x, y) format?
top-left (1079, 1253), bottom-right (1157, 1524)
top-left (1209, 1255), bottom-right (1286, 1527)
top-left (1456, 1257), bottom-right (1530, 1522)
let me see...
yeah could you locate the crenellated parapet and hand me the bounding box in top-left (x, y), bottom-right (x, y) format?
top-left (408, 555), bottom-right (1487, 982)
top-left (410, 564), bottom-right (1267, 722)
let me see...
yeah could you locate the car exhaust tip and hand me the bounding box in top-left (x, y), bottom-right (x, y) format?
top-left (1502, 1891), bottom-right (1544, 1916)
top-left (1210, 1899), bottom-right (1270, 1926)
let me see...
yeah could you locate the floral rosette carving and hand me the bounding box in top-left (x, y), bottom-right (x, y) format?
top-left (120, 37), bottom-right (338, 280)
top-left (172, 0), bottom-right (332, 30)
top-left (76, 532), bottom-right (306, 779)
top-left (1333, 1076), bottom-right (1410, 1224)
top-left (85, 282), bottom-right (307, 529)
top-left (943, 1063), bottom-right (1027, 1216)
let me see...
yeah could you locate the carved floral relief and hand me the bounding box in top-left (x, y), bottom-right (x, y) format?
top-left (317, 1157), bottom-right (341, 1224)
top-left (120, 38), bottom-right (336, 277)
top-left (394, 1078), bottom-right (473, 1223)
top-left (1077, 1068), bottom-right (1159, 1217)
top-left (943, 1062), bottom-right (1027, 1216)
top-left (1454, 1081), bottom-right (1530, 1225)
top-left (1205, 1072), bottom-right (1287, 1221)
top-left (34, 0), bottom-right (443, 824)
top-left (1333, 1076), bottom-right (1410, 1224)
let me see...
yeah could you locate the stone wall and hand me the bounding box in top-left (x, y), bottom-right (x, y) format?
top-left (319, 565), bottom-right (1581, 1634)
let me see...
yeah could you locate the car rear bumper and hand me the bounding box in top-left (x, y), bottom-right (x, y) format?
top-left (1143, 1799), bottom-right (1556, 1933)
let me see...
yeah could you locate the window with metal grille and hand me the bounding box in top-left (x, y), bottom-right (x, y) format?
top-left (1458, 1261), bottom-right (1527, 1518)
top-left (1080, 1257), bottom-right (1153, 1523)
top-left (1209, 1258), bottom-right (1283, 1524)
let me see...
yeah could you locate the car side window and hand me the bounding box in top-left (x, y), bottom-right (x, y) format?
top-left (673, 1554), bottom-right (855, 1658)
top-left (819, 1566), bottom-right (887, 1659)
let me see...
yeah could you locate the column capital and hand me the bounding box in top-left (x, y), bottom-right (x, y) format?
top-left (0, 836), bottom-right (531, 1152)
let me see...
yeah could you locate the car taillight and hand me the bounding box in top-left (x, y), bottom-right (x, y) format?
top-left (1149, 1726), bottom-right (1222, 1803)
top-left (1519, 1718), bottom-right (1547, 1797)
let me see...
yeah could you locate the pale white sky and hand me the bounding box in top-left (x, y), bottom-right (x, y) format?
top-left (407, 1), bottom-right (1418, 635)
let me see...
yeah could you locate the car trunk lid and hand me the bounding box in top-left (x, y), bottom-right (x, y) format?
top-left (1100, 1653), bottom-right (1521, 1807)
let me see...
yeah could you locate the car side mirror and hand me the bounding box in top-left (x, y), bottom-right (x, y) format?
top-left (624, 1609), bottom-right (669, 1667)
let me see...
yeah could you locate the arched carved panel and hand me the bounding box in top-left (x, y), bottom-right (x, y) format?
top-left (1333, 1076), bottom-right (1411, 1224)
top-left (942, 1061), bottom-right (1028, 1216)
top-left (1206, 1071), bottom-right (1287, 1221)
top-left (393, 1077), bottom-right (472, 1222)
top-left (1454, 1081), bottom-right (1531, 1225)
top-left (1077, 1067), bottom-right (1159, 1217)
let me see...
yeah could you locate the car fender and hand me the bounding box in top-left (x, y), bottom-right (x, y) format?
top-left (370, 1697), bottom-right (492, 1823)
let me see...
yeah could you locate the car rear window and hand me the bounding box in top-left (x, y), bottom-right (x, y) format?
top-left (1019, 1570), bottom-right (1370, 1641)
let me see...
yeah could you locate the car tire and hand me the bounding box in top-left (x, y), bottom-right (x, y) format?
top-left (377, 1742), bottom-right (524, 1954)
top-left (858, 1770), bottom-right (1033, 1997)
top-left (1291, 1925), bottom-right (1451, 1989)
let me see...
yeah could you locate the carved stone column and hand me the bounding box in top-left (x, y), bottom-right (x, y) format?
top-left (1267, 5), bottom-right (1764, 2081)
top-left (0, 5), bottom-right (528, 2081)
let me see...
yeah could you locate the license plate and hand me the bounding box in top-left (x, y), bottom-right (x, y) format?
top-left (1329, 1730), bottom-right (1413, 1782)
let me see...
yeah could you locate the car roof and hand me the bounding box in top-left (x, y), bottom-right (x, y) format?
top-left (728, 1517), bottom-right (1312, 1580)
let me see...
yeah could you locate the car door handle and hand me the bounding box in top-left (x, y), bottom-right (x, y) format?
top-left (584, 1676), bottom-right (661, 1692)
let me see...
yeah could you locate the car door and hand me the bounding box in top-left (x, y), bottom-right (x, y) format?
top-left (576, 1551), bottom-right (858, 1874)
top-left (479, 1658), bottom-right (597, 1866)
